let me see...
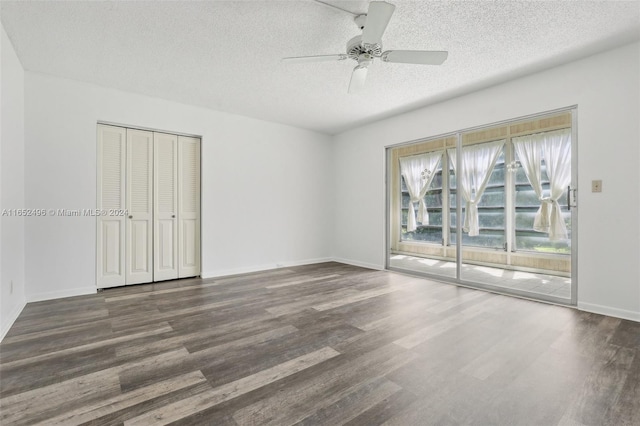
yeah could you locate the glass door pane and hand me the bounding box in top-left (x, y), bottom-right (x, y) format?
top-left (457, 128), bottom-right (572, 303)
top-left (508, 129), bottom-right (573, 301)
top-left (387, 138), bottom-right (457, 280)
top-left (458, 140), bottom-right (509, 287)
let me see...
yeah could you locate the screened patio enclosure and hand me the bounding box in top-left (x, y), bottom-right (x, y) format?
top-left (387, 110), bottom-right (577, 305)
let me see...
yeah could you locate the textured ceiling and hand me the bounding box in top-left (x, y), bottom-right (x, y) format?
top-left (1, 0), bottom-right (639, 134)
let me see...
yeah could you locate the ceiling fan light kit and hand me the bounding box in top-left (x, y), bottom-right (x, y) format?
top-left (282, 1), bottom-right (449, 93)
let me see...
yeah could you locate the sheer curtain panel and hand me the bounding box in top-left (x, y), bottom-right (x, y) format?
top-left (513, 129), bottom-right (571, 240)
top-left (513, 137), bottom-right (546, 231)
top-left (448, 140), bottom-right (504, 236)
top-left (542, 129), bottom-right (572, 240)
top-left (399, 151), bottom-right (443, 232)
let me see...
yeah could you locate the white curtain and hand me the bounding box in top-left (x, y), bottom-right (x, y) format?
top-left (448, 140), bottom-right (504, 236)
top-left (513, 129), bottom-right (571, 240)
top-left (399, 151), bottom-right (443, 232)
top-left (513, 138), bottom-right (545, 231)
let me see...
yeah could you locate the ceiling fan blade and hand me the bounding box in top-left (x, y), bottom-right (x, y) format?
top-left (381, 50), bottom-right (448, 65)
top-left (348, 65), bottom-right (368, 94)
top-left (282, 54), bottom-right (347, 64)
top-left (362, 2), bottom-right (396, 45)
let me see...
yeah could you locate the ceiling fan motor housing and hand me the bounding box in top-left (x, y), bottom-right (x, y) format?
top-left (346, 35), bottom-right (382, 62)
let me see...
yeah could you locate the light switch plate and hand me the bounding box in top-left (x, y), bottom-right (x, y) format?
top-left (592, 180), bottom-right (602, 192)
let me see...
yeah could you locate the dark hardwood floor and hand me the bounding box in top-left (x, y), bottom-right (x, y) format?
top-left (1, 262), bottom-right (638, 425)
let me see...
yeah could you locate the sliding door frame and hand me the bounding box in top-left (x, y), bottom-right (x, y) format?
top-left (570, 109), bottom-right (578, 306)
top-left (385, 106), bottom-right (578, 306)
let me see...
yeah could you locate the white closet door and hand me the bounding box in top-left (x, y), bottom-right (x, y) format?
top-left (126, 129), bottom-right (154, 284)
top-left (178, 136), bottom-right (201, 278)
top-left (153, 132), bottom-right (178, 281)
top-left (97, 125), bottom-right (126, 288)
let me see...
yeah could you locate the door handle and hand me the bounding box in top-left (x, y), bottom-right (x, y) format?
top-left (567, 186), bottom-right (577, 210)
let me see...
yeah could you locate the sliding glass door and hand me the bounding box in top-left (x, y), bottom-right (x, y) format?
top-left (388, 136), bottom-right (457, 281)
top-left (386, 109), bottom-right (576, 305)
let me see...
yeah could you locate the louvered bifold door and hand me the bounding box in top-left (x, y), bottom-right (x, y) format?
top-left (178, 136), bottom-right (201, 278)
top-left (97, 125), bottom-right (126, 288)
top-left (153, 132), bottom-right (179, 281)
top-left (126, 129), bottom-right (154, 284)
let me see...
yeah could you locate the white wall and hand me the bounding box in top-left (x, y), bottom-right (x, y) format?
top-left (24, 72), bottom-right (333, 301)
top-left (333, 42), bottom-right (640, 321)
top-left (1, 25), bottom-right (26, 339)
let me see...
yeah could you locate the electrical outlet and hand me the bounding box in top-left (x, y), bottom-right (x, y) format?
top-left (592, 180), bottom-right (602, 193)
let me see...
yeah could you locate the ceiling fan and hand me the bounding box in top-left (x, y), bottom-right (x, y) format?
top-left (282, 1), bottom-right (449, 94)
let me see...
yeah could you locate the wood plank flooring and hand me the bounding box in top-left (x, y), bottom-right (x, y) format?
top-left (1, 262), bottom-right (638, 425)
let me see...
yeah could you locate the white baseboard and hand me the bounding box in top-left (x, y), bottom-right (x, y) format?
top-left (1, 298), bottom-right (26, 342)
top-left (202, 257), bottom-right (334, 279)
top-left (27, 287), bottom-right (97, 303)
top-left (331, 257), bottom-right (384, 271)
top-left (578, 302), bottom-right (640, 323)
